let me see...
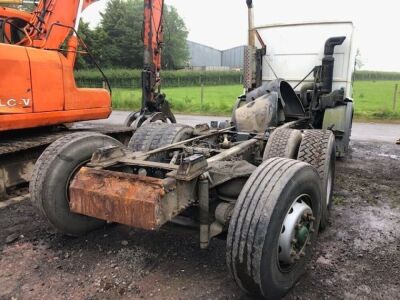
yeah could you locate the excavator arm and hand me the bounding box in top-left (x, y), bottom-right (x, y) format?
top-left (125, 0), bottom-right (176, 128)
top-left (142, 0), bottom-right (163, 106)
top-left (139, 0), bottom-right (176, 124)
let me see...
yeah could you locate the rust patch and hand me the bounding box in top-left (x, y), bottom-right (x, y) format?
top-left (69, 168), bottom-right (166, 230)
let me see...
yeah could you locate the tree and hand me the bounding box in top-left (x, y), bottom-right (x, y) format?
top-left (76, 21), bottom-right (99, 69)
top-left (97, 0), bottom-right (144, 68)
top-left (162, 5), bottom-right (189, 69)
top-left (82, 0), bottom-right (189, 70)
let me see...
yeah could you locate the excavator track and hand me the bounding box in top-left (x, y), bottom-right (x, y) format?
top-left (0, 124), bottom-right (134, 201)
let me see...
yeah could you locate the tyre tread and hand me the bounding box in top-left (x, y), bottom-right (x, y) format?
top-left (128, 123), bottom-right (193, 151)
top-left (297, 130), bottom-right (335, 229)
top-left (263, 129), bottom-right (302, 160)
top-left (227, 157), bottom-right (316, 298)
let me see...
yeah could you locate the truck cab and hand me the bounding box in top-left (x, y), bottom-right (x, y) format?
top-left (236, 21), bottom-right (356, 157)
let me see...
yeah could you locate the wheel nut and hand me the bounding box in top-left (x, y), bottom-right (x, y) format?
top-left (290, 250), bottom-right (297, 257)
top-left (292, 238), bottom-right (298, 244)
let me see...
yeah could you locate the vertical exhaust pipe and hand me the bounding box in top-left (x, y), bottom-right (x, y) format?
top-left (321, 36), bottom-right (346, 93)
top-left (244, 0), bottom-right (256, 91)
top-left (247, 0), bottom-right (255, 47)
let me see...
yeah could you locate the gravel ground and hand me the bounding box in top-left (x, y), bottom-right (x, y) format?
top-left (0, 140), bottom-right (399, 300)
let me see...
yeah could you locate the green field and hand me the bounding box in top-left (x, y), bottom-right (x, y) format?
top-left (112, 85), bottom-right (243, 115)
top-left (112, 81), bottom-right (400, 120)
top-left (353, 81), bottom-right (400, 120)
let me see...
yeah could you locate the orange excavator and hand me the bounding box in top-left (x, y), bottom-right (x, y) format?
top-left (0, 0), bottom-right (113, 130)
top-left (0, 0), bottom-right (174, 200)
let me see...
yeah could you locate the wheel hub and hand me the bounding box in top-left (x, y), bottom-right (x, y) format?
top-left (296, 225), bottom-right (309, 246)
top-left (278, 195), bottom-right (314, 265)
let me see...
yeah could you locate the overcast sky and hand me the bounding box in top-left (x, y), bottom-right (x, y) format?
top-left (82, 0), bottom-right (400, 72)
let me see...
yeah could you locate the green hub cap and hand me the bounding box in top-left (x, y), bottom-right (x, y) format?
top-left (296, 225), bottom-right (309, 248)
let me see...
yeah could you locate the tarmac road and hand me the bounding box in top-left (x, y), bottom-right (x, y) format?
top-left (92, 111), bottom-right (400, 144)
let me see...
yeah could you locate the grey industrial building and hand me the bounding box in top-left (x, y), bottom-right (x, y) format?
top-left (187, 41), bottom-right (245, 69)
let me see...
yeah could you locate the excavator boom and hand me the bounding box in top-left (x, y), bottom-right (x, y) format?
top-left (142, 0), bottom-right (163, 106)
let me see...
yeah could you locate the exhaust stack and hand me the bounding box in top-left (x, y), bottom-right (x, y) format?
top-left (244, 0), bottom-right (256, 91)
top-left (321, 36), bottom-right (346, 93)
top-left (247, 0), bottom-right (255, 47)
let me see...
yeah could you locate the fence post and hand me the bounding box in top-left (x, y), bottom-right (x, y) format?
top-left (393, 84), bottom-right (398, 111)
top-left (201, 84), bottom-right (204, 111)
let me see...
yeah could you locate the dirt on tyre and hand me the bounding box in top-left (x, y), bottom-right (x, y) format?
top-left (29, 132), bottom-right (123, 236)
top-left (128, 123), bottom-right (193, 159)
top-left (263, 128), bottom-right (302, 160)
top-left (227, 157), bottom-right (322, 299)
top-left (297, 130), bottom-right (336, 230)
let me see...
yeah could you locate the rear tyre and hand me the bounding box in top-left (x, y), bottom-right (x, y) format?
top-left (297, 130), bottom-right (336, 230)
top-left (128, 123), bottom-right (193, 152)
top-left (227, 158), bottom-right (322, 299)
top-left (30, 132), bottom-right (123, 236)
top-left (263, 128), bottom-right (302, 160)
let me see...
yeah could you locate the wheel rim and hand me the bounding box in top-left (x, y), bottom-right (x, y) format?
top-left (65, 159), bottom-right (90, 204)
top-left (278, 195), bottom-right (315, 270)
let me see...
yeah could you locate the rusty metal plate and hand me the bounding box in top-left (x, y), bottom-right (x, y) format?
top-left (69, 168), bottom-right (167, 230)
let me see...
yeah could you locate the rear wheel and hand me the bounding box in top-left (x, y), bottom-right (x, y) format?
top-left (30, 132), bottom-right (123, 236)
top-left (263, 128), bottom-right (302, 160)
top-left (128, 123), bottom-right (193, 152)
top-left (297, 130), bottom-right (335, 230)
top-left (227, 158), bottom-right (322, 299)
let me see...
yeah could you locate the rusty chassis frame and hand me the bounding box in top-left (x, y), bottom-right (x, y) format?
top-left (68, 120), bottom-right (307, 249)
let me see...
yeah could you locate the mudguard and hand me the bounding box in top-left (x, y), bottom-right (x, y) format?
top-left (323, 101), bottom-right (354, 157)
